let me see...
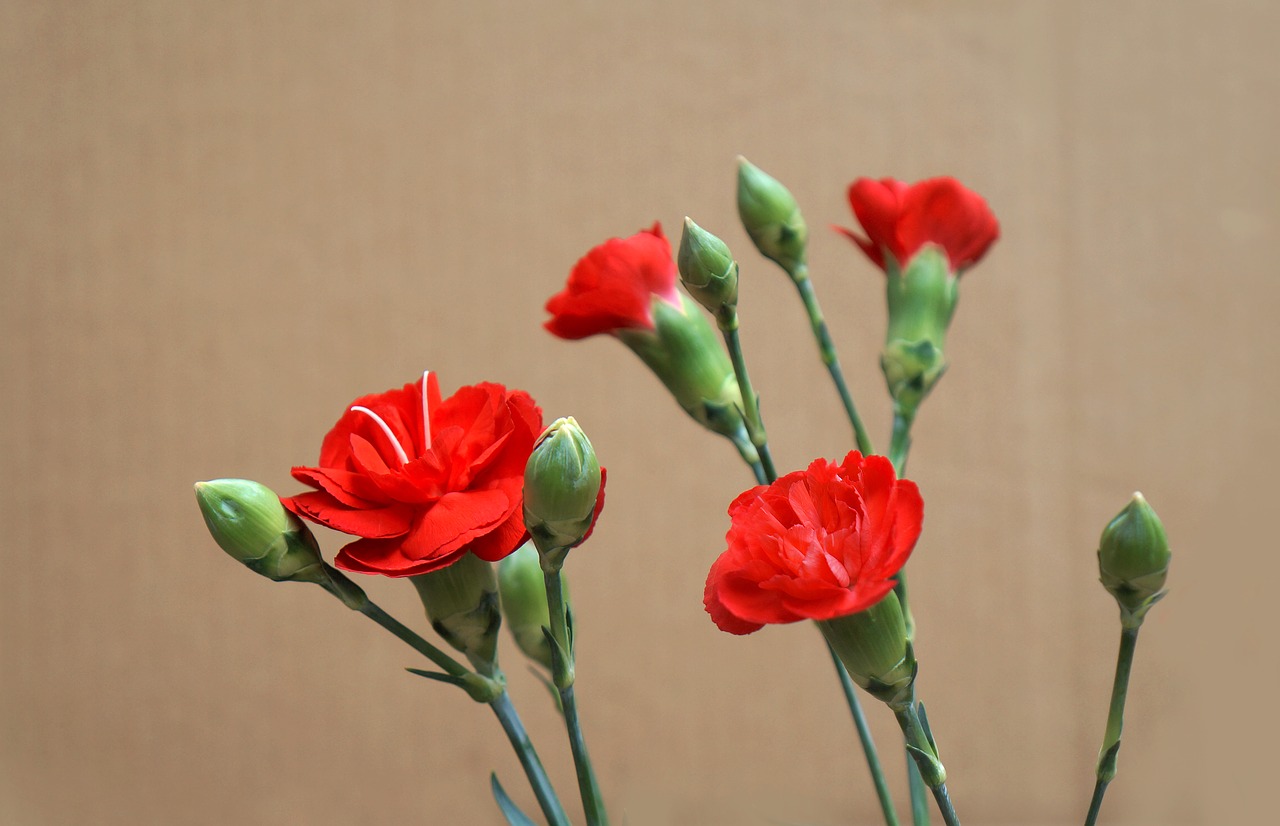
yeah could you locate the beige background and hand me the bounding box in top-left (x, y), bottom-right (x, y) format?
top-left (3, 1), bottom-right (1277, 824)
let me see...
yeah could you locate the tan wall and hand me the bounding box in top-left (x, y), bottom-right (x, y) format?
top-left (2, 2), bottom-right (1276, 824)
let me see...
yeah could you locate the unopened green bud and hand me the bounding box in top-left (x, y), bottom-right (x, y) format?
top-left (498, 542), bottom-right (559, 670)
top-left (411, 552), bottom-right (502, 676)
top-left (678, 217), bottom-right (739, 324)
top-left (736, 156), bottom-right (808, 274)
top-left (1098, 492), bottom-right (1171, 626)
top-left (523, 417), bottom-right (602, 565)
top-left (881, 246), bottom-right (958, 418)
top-left (818, 591), bottom-right (917, 711)
top-left (194, 479), bottom-right (328, 584)
top-left (616, 294), bottom-right (749, 446)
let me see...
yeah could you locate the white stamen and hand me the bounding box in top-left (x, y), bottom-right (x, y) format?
top-left (350, 405), bottom-right (410, 466)
top-left (422, 370), bottom-right (433, 451)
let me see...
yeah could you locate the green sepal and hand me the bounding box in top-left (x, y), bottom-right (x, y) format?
top-left (498, 544), bottom-right (557, 671)
top-left (616, 294), bottom-right (747, 442)
top-left (1098, 493), bottom-right (1172, 623)
top-left (678, 217), bottom-right (739, 324)
top-left (523, 418), bottom-right (602, 557)
top-left (410, 553), bottom-right (502, 676)
top-left (880, 246), bottom-right (958, 415)
top-left (490, 772), bottom-right (538, 826)
top-left (735, 156), bottom-right (808, 275)
top-left (904, 744), bottom-right (947, 788)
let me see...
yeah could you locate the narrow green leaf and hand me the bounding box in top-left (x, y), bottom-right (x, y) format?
top-left (405, 667), bottom-right (465, 688)
top-left (490, 772), bottom-right (538, 826)
top-left (916, 701), bottom-right (938, 753)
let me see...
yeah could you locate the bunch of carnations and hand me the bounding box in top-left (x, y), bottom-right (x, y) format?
top-left (196, 159), bottom-right (1171, 826)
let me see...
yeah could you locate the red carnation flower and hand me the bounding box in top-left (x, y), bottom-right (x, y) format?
top-left (838, 177), bottom-right (999, 273)
top-left (284, 372), bottom-right (543, 577)
top-left (544, 223), bottom-right (681, 339)
top-left (705, 451), bottom-right (923, 635)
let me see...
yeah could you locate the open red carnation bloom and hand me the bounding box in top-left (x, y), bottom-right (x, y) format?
top-left (544, 223), bottom-right (681, 339)
top-left (838, 177), bottom-right (999, 273)
top-left (705, 451), bottom-right (923, 635)
top-left (284, 372), bottom-right (544, 577)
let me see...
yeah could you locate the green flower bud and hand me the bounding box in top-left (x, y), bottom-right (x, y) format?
top-left (410, 552), bottom-right (502, 676)
top-left (523, 417), bottom-right (602, 564)
top-left (194, 479), bottom-right (328, 584)
top-left (881, 246), bottom-right (958, 419)
top-left (498, 542), bottom-right (559, 671)
top-left (736, 156), bottom-right (808, 275)
top-left (677, 217), bottom-right (739, 324)
top-left (616, 294), bottom-right (749, 446)
top-left (818, 591), bottom-right (917, 711)
top-left (1098, 492), bottom-right (1171, 626)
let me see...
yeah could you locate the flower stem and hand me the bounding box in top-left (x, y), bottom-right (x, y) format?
top-left (888, 408), bottom-right (914, 476)
top-left (885, 410), bottom-right (929, 824)
top-left (720, 315), bottom-right (776, 481)
top-left (825, 640), bottom-right (900, 826)
top-left (907, 756), bottom-right (931, 826)
top-left (1083, 624), bottom-right (1142, 826)
top-left (789, 263), bottom-right (874, 456)
top-left (490, 691), bottom-right (573, 826)
top-left (318, 570), bottom-right (569, 826)
top-left (543, 568), bottom-right (609, 826)
top-left (893, 703), bottom-right (961, 826)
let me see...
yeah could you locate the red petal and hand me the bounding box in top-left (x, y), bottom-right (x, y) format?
top-left (399, 489), bottom-right (513, 561)
top-left (467, 510), bottom-right (530, 562)
top-left (544, 225), bottom-right (678, 339)
top-left (291, 465), bottom-right (383, 507)
top-left (286, 491), bottom-right (413, 539)
top-left (335, 536), bottom-right (466, 577)
top-left (846, 178), bottom-right (909, 267)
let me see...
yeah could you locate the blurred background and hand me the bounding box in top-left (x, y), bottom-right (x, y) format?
top-left (3, 2), bottom-right (1277, 824)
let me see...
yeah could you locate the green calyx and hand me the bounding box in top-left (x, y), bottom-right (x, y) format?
top-left (1098, 492), bottom-right (1171, 626)
top-left (736, 156), bottom-right (808, 275)
top-left (410, 552), bottom-right (502, 676)
top-left (617, 294), bottom-right (747, 442)
top-left (523, 417), bottom-right (601, 564)
top-left (677, 217), bottom-right (739, 325)
top-left (194, 479), bottom-right (328, 585)
top-left (498, 542), bottom-right (559, 671)
top-left (881, 246), bottom-right (959, 418)
top-left (818, 591), bottom-right (917, 711)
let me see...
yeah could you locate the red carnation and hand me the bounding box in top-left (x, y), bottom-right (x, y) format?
top-left (284, 372), bottom-right (543, 577)
top-left (544, 223), bottom-right (681, 339)
top-left (705, 452), bottom-right (923, 635)
top-left (838, 177), bottom-right (999, 273)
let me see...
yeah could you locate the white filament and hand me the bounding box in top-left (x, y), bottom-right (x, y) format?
top-left (350, 405), bottom-right (411, 466)
top-left (422, 370), bottom-right (433, 451)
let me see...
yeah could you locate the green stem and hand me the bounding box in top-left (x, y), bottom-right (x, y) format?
top-left (886, 411), bottom-right (927, 823)
top-left (907, 755), bottom-right (930, 826)
top-left (319, 571), bottom-right (568, 825)
top-left (1084, 624), bottom-right (1142, 826)
top-left (888, 408), bottom-right (914, 476)
top-left (789, 264), bottom-right (874, 456)
top-left (719, 301), bottom-right (897, 824)
top-left (490, 692), bottom-right (573, 826)
top-left (893, 705), bottom-right (960, 826)
top-left (825, 642), bottom-right (900, 826)
top-left (721, 318), bottom-right (776, 481)
top-left (543, 569), bottom-right (609, 826)
top-left (355, 597), bottom-right (474, 681)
